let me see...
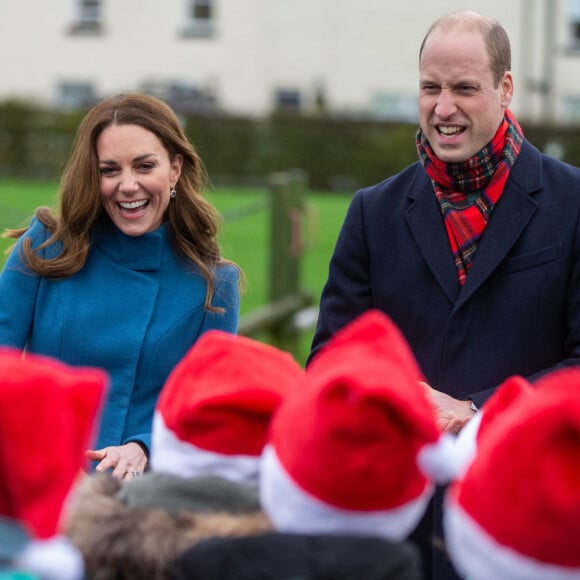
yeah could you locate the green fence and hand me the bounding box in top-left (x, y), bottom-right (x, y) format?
top-left (234, 170), bottom-right (315, 356)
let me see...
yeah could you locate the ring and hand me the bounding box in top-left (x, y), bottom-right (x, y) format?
top-left (125, 471), bottom-right (141, 477)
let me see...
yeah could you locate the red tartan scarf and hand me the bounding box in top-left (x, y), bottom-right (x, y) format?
top-left (416, 109), bottom-right (524, 285)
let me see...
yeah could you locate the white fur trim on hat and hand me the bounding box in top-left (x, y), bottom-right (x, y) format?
top-left (260, 445), bottom-right (434, 541)
top-left (449, 410), bottom-right (482, 477)
top-left (444, 496), bottom-right (580, 580)
top-left (151, 412), bottom-right (260, 485)
top-left (16, 535), bottom-right (84, 580)
top-left (417, 432), bottom-right (461, 484)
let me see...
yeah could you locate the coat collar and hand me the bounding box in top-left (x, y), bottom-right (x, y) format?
top-left (406, 140), bottom-right (541, 306)
top-left (93, 216), bottom-right (174, 272)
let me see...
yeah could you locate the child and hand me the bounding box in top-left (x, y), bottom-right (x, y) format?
top-left (0, 348), bottom-right (107, 580)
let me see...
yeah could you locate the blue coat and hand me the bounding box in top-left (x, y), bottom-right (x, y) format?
top-left (0, 216), bottom-right (240, 453)
top-left (310, 139), bottom-right (580, 407)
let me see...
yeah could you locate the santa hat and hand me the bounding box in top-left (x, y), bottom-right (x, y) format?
top-left (445, 369), bottom-right (580, 580)
top-left (452, 374), bottom-right (534, 477)
top-left (261, 309), bottom-right (454, 541)
top-left (151, 330), bottom-right (304, 485)
top-left (0, 347), bottom-right (108, 580)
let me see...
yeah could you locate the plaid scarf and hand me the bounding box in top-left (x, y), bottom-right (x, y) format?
top-left (416, 109), bottom-right (523, 285)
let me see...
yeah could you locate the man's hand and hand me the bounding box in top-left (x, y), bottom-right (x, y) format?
top-left (419, 381), bottom-right (476, 434)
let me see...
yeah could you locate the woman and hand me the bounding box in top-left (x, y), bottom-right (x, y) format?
top-left (0, 93), bottom-right (241, 478)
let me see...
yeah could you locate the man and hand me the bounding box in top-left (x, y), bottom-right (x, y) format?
top-left (308, 10), bottom-right (580, 580)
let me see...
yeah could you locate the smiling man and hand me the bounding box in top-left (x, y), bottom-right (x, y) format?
top-left (418, 16), bottom-right (513, 164)
top-left (308, 10), bottom-right (580, 580)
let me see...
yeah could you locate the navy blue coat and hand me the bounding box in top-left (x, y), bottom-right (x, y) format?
top-left (310, 139), bottom-right (580, 408)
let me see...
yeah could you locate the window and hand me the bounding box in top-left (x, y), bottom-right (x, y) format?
top-left (563, 95), bottom-right (580, 121)
top-left (182, 0), bottom-right (215, 38)
top-left (568, 0), bottom-right (580, 49)
top-left (69, 0), bottom-right (103, 35)
top-left (78, 0), bottom-right (101, 23)
top-left (56, 82), bottom-right (97, 110)
top-left (140, 80), bottom-right (217, 114)
top-left (274, 89), bottom-right (302, 114)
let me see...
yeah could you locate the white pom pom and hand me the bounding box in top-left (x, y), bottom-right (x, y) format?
top-left (15, 535), bottom-right (84, 580)
top-left (452, 411), bottom-right (483, 477)
top-left (417, 433), bottom-right (464, 484)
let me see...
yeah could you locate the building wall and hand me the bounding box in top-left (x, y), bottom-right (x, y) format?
top-left (1, 0), bottom-right (580, 123)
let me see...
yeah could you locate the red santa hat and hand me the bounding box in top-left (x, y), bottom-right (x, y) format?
top-left (445, 368), bottom-right (580, 580)
top-left (151, 330), bottom-right (304, 484)
top-left (261, 309), bottom-right (454, 541)
top-left (0, 347), bottom-right (108, 580)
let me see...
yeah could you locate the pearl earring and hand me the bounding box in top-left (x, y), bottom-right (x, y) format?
top-left (170, 187), bottom-right (177, 198)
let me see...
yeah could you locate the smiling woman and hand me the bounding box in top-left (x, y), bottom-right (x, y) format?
top-left (0, 93), bottom-right (242, 479)
top-left (97, 124), bottom-right (182, 237)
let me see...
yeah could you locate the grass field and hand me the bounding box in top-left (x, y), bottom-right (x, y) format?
top-left (0, 179), bottom-right (351, 365)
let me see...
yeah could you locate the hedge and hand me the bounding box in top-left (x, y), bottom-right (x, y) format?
top-left (1, 100), bottom-right (579, 191)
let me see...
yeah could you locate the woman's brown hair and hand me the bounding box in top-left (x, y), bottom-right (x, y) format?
top-left (4, 93), bottom-right (239, 310)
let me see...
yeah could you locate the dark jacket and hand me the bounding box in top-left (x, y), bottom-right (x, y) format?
top-left (173, 533), bottom-right (424, 580)
top-left (309, 139), bottom-right (580, 580)
top-left (310, 140), bottom-right (580, 407)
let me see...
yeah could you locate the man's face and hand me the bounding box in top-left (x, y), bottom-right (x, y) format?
top-left (419, 26), bottom-right (513, 163)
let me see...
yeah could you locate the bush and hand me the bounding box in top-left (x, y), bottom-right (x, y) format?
top-left (2, 100), bottom-right (580, 191)
top-left (0, 102), bottom-right (83, 180)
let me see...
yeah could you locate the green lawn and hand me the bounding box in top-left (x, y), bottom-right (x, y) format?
top-left (0, 179), bottom-right (351, 366)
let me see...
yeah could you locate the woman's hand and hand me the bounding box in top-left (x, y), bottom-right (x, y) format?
top-left (86, 441), bottom-right (148, 480)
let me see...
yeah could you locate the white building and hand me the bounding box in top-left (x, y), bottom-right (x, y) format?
top-left (2, 0), bottom-right (580, 124)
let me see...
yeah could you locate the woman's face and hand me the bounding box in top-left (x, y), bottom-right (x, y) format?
top-left (97, 123), bottom-right (182, 236)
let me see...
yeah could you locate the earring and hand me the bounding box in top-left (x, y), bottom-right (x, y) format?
top-left (170, 187), bottom-right (177, 198)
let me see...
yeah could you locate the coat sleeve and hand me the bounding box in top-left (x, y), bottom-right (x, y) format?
top-left (0, 218), bottom-right (48, 349)
top-left (307, 191), bottom-right (374, 366)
